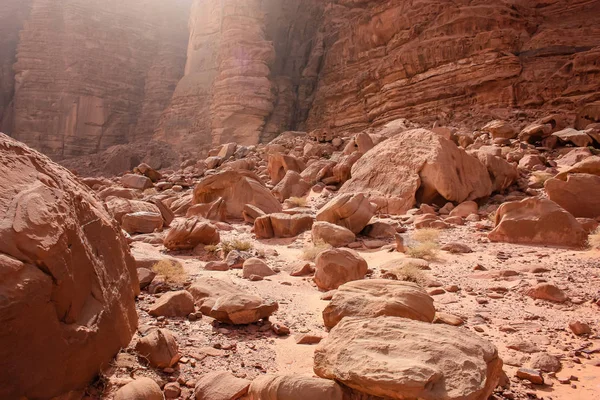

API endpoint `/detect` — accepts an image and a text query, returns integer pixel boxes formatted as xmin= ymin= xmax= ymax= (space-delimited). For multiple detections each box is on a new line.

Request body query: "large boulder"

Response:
xmin=311 ymin=221 xmax=356 ymax=247
xmin=134 ymin=328 xmax=181 ymax=368
xmin=314 ymin=317 xmax=503 ymax=400
xmin=194 ymin=371 xmax=250 ymax=400
xmin=472 ymin=150 xmax=518 ymax=192
xmin=271 ymin=170 xmax=311 ymax=202
xmin=267 ymin=153 xmax=306 ymax=184
xmin=0 ymin=133 xmax=138 ymax=399
xmin=148 ymin=290 xmax=195 ymax=317
xmin=322 ymin=280 xmax=435 ymax=329
xmin=188 ymin=277 xmax=243 ymax=314
xmin=489 ymin=198 xmax=586 ymax=248
xmin=164 ymin=217 xmax=220 ymax=250
xmin=121 ymin=211 xmax=164 ymax=234
xmin=254 ymin=213 xmax=314 ymax=238
xmin=209 ymin=294 xmax=278 ymax=325
xmin=545 ymin=173 xmax=600 ymax=218
xmin=314 ymin=248 xmax=368 ymax=291
xmin=339 ymin=128 xmax=492 ymax=214
xmin=248 ymin=375 xmax=343 ymax=400
xmin=482 ymin=120 xmax=517 ymax=139
xmin=193 ymin=170 xmax=281 ymax=219
xmin=106 ymin=197 xmax=162 ymax=224
xmin=316 ymin=193 xmax=376 ymax=234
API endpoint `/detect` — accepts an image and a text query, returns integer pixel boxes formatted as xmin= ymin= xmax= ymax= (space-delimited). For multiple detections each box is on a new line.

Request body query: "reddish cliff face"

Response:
xmin=306 ymin=0 xmax=600 ymax=132
xmin=4 ymin=0 xmax=190 ymax=159
xmin=1 ymin=0 xmax=599 ymax=160
xmin=154 ymin=0 xmax=323 ymax=156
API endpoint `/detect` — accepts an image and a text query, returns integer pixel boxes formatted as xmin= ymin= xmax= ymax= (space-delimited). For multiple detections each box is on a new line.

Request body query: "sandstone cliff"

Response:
xmin=1 ymin=0 xmax=599 ymax=161
xmin=4 ymin=0 xmax=190 ymax=159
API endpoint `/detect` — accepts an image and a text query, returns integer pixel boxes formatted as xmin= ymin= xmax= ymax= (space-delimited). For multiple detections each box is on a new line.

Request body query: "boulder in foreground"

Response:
xmin=314 ymin=317 xmax=503 ymax=400
xmin=248 ymin=374 xmax=343 ymax=400
xmin=0 ymin=133 xmax=138 ymax=399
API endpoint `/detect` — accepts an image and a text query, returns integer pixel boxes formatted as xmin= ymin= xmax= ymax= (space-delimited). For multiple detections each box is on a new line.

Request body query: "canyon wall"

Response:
xmin=306 ymin=0 xmax=600 ymax=132
xmin=153 ymin=0 xmax=323 ymax=157
xmin=1 ymin=0 xmax=599 ymax=161
xmin=3 ymin=0 xmax=190 ymax=159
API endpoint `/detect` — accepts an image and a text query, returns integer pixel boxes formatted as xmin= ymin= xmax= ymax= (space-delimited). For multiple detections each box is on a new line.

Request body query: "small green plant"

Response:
xmin=588 ymin=227 xmax=600 ymax=250
xmin=411 ymin=228 xmax=440 ymax=243
xmin=301 ymin=240 xmax=331 ymax=261
xmin=221 ymin=239 xmax=253 ymax=255
xmin=288 ymin=196 xmax=308 ymax=207
xmin=152 ymin=259 xmax=186 ymax=283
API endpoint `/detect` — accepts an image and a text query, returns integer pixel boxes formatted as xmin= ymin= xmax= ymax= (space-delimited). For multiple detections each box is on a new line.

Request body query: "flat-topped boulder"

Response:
xmin=314 ymin=317 xmax=503 ymax=400
xmin=322 ymin=279 xmax=435 ymax=329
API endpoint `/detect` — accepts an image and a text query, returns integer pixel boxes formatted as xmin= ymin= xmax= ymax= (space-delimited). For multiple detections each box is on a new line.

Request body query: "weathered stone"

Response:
xmin=314 ymin=317 xmax=503 ymax=400
xmin=164 ymin=217 xmax=220 ymax=250
xmin=248 ymin=375 xmax=343 ymax=400
xmin=314 ymin=248 xmax=368 ymax=291
xmin=322 ymin=280 xmax=435 ymax=329
xmin=135 ymin=328 xmax=180 ymax=368
xmin=311 ymin=221 xmax=355 ymax=248
xmin=316 ymin=193 xmax=376 ymax=234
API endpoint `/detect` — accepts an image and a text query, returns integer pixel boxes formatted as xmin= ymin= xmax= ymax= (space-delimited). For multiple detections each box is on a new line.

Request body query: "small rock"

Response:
xmin=516 ymin=368 xmax=544 ymax=385
xmin=295 ymin=334 xmax=324 ymax=345
xmin=569 ymin=320 xmax=591 ymax=336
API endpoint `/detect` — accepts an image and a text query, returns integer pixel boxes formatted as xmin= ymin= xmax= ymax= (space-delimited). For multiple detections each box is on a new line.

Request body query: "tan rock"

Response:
xmin=449 ymin=201 xmax=478 ymax=218
xmin=473 ymin=151 xmax=518 ymax=192
xmin=267 ymin=153 xmax=306 ymax=185
xmin=569 ymin=320 xmax=592 ymax=335
xmin=187 ymin=198 xmax=227 ymax=222
xmin=149 ymin=290 xmax=195 ymax=317
xmin=311 ymin=221 xmax=355 ymax=247
xmin=272 ymin=170 xmax=311 ymax=202
xmin=121 ymin=173 xmax=153 ymax=190
xmin=316 ymin=193 xmax=376 ymax=234
xmin=340 ymin=129 xmax=492 ymax=214
xmin=314 ymin=317 xmax=503 ymax=400
xmin=135 ymin=329 xmax=180 ymax=368
xmin=193 ymin=170 xmax=281 ymax=219
xmin=242 ymin=258 xmax=275 ymax=279
xmin=488 ymin=198 xmax=586 ymax=248
xmin=188 ymin=277 xmax=243 ymax=314
xmin=545 ymin=173 xmax=600 ymax=218
xmin=322 ymin=280 xmax=435 ymax=329
xmin=552 ymin=128 xmax=593 ymax=147
xmin=248 ymin=375 xmax=343 ymax=400
xmin=314 ymin=248 xmax=368 ymax=291
xmin=122 ymin=212 xmax=164 ymax=234
xmin=106 ymin=197 xmax=162 ymax=224
xmin=209 ymin=294 xmax=278 ymax=325
xmin=114 ymin=378 xmax=163 ymax=400
xmin=0 ymin=134 xmax=138 ymax=399
xmin=164 ymin=217 xmax=220 ymax=250
xmin=194 ymin=371 xmax=250 ymax=400
xmin=254 ymin=213 xmax=313 ymax=238
xmin=483 ymin=120 xmax=516 ymax=139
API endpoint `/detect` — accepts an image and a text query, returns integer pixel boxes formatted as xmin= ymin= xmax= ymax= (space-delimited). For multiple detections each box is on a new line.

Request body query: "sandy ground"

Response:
xmin=99 ymin=218 xmax=600 ymax=400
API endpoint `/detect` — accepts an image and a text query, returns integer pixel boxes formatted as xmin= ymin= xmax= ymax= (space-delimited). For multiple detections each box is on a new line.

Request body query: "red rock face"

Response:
xmin=4 ymin=0 xmax=191 ymax=159
xmin=306 ymin=0 xmax=600 ymax=132
xmin=0 ymin=133 xmax=139 ymax=398
xmin=1 ymin=0 xmax=599 ymax=158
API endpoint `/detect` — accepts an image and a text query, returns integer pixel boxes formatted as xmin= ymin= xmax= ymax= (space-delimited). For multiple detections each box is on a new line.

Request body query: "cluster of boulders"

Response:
xmin=2 ymin=107 xmax=599 ymax=399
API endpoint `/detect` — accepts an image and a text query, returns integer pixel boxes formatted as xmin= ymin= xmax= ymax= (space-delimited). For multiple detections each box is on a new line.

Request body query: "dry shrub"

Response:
xmin=411 ymin=228 xmax=440 ymax=243
xmin=152 ymin=259 xmax=186 ymax=284
xmin=530 ymin=171 xmax=554 ymax=185
xmin=301 ymin=240 xmax=331 ymax=261
xmin=221 ymin=239 xmax=253 ymax=255
xmin=288 ymin=197 xmax=308 ymax=207
xmin=405 ymin=241 xmax=439 ymax=260
xmin=391 ymin=264 xmax=427 ymax=286
xmin=204 ymin=244 xmax=219 ymax=253
xmin=589 ymin=227 xmax=600 ymax=250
